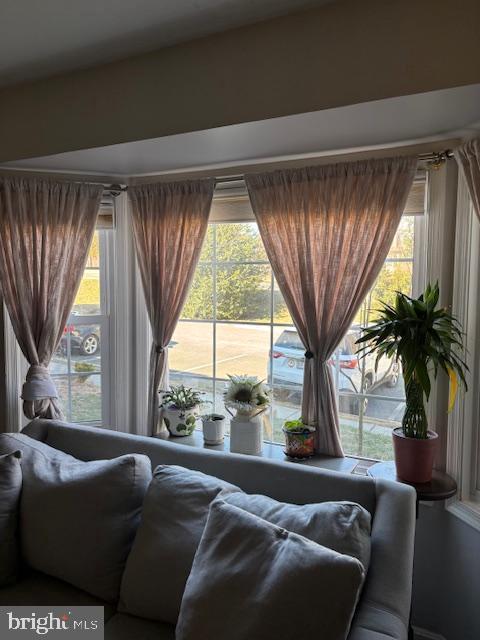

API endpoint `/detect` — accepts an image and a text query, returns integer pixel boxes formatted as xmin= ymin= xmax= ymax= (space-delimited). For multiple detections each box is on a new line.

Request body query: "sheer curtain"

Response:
xmin=455 ymin=138 xmax=480 ymax=220
xmin=0 ymin=177 xmax=102 ymax=420
xmin=129 ymin=179 xmax=214 ymax=436
xmin=246 ymin=157 xmax=417 ymax=456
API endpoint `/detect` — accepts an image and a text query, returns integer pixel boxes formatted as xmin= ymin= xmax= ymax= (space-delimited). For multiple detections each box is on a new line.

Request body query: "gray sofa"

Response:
xmin=0 ymin=420 xmax=416 ymax=639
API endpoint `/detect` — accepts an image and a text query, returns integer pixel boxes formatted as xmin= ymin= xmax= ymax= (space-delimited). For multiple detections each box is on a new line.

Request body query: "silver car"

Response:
xmin=269 ymin=326 xmax=400 ymax=414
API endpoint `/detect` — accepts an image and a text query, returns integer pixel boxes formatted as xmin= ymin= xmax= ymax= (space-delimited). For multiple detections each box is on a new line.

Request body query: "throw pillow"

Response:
xmin=176 ymin=500 xmax=364 ymax=640
xmin=0 ymin=432 xmax=152 ymax=603
xmin=223 ymin=491 xmax=371 ymax=570
xmin=119 ymin=464 xmax=241 ymax=623
xmin=0 ymin=450 xmax=22 ymax=587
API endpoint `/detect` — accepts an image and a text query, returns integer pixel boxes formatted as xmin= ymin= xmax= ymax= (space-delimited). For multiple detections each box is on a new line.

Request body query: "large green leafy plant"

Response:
xmin=356 ymin=283 xmax=467 ymax=439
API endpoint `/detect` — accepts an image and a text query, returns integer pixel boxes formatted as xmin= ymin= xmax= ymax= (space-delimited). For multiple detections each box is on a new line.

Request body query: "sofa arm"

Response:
xmin=350 ymin=478 xmax=416 ymax=639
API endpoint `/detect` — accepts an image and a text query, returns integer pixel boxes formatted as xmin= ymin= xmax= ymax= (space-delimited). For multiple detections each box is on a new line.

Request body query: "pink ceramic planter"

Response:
xmin=392 ymin=427 xmax=438 ymax=483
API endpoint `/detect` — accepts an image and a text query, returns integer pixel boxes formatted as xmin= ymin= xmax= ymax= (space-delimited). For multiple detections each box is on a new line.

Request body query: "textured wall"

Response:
xmin=0 ymin=0 xmax=479 ymax=162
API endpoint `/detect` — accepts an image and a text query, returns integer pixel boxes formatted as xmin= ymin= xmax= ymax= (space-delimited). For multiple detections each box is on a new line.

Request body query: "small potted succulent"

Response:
xmin=201 ymin=413 xmax=226 ymax=445
xmin=357 ymin=283 xmax=467 ymax=483
xmin=283 ymin=418 xmax=316 ymax=459
xmin=159 ymin=385 xmax=203 ymax=437
xmin=224 ymin=374 xmax=271 ymax=455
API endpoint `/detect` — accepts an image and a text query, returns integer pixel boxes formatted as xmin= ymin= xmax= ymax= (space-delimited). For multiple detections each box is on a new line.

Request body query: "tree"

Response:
xmin=182 ymin=224 xmax=272 ymax=321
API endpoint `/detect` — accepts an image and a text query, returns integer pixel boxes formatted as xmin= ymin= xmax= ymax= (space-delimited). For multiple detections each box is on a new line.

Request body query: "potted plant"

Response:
xmin=283 ymin=418 xmax=316 ymax=459
xmin=224 ymin=375 xmax=271 ymax=455
xmin=201 ymin=413 xmax=226 ymax=445
xmin=356 ymin=283 xmax=467 ymax=483
xmin=159 ymin=385 xmax=203 ymax=437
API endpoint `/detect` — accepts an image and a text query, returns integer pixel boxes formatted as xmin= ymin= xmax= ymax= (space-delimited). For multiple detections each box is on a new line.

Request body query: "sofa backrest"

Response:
xmin=22 ymin=420 xmax=377 ymax=516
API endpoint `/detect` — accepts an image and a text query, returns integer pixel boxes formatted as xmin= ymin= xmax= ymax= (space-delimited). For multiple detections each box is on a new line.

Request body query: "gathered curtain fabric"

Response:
xmin=246 ymin=157 xmax=417 ymax=456
xmin=129 ymin=179 xmax=215 ymax=436
xmin=454 ymin=138 xmax=480 ymax=220
xmin=0 ymin=177 xmax=102 ymax=420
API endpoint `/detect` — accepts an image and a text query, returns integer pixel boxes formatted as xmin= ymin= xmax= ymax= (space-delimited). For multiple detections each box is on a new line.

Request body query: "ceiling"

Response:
xmin=0 ymin=0 xmax=331 ymax=87
xmin=3 ymin=85 xmax=479 ymax=178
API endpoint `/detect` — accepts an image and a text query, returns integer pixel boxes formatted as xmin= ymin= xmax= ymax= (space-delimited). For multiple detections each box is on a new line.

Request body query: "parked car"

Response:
xmin=269 ymin=326 xmax=400 ymax=414
xmin=61 ymin=324 xmax=100 ymax=356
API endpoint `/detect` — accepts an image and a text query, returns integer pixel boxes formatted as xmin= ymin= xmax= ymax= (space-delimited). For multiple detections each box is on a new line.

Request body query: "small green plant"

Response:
xmin=356 ymin=283 xmax=468 ymax=439
xmin=74 ymin=361 xmax=96 ymax=384
xmin=283 ymin=418 xmax=314 ymax=433
xmin=160 ymin=385 xmax=203 ymax=410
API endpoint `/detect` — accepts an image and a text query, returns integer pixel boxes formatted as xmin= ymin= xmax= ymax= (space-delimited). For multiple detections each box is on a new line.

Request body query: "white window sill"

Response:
xmin=446 ymin=497 xmax=480 ymax=533
xmin=156 ymin=428 xmax=374 ymax=476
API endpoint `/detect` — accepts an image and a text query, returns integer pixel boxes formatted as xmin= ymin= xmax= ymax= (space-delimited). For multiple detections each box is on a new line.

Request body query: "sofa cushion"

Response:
xmin=119 ymin=464 xmax=241 ymax=624
xmin=105 ymin=614 xmax=174 ymax=640
xmin=0 ymin=433 xmax=152 ymax=603
xmin=223 ymin=491 xmax=371 ymax=570
xmin=0 ymin=450 xmax=22 ymax=587
xmin=0 ymin=570 xmax=116 ymax=621
xmin=176 ymin=500 xmax=364 ymax=640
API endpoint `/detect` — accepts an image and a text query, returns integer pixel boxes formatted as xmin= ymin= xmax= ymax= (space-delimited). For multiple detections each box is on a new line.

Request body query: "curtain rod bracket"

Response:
xmin=423 ymin=149 xmax=454 ymax=171
xmin=104 ymin=184 xmax=128 ymax=197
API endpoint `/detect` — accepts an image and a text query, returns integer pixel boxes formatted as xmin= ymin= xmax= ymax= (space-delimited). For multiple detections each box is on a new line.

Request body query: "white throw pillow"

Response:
xmin=0 ymin=433 xmax=152 ymax=603
xmin=0 ymin=450 xmax=22 ymax=587
xmin=223 ymin=491 xmax=371 ymax=570
xmin=119 ymin=464 xmax=241 ymax=623
xmin=176 ymin=500 xmax=364 ymax=640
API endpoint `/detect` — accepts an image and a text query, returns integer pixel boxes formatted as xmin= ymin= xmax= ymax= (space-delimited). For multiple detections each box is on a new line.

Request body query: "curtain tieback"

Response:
xmin=155 ymin=345 xmax=165 ymax=354
xmin=304 ymin=350 xmax=314 ymax=359
xmin=21 ymin=365 xmax=59 ymax=402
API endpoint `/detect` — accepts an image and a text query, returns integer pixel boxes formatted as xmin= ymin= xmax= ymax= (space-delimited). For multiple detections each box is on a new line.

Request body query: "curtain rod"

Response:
xmin=6 ymin=149 xmax=454 ymax=197
xmin=212 ymin=150 xmax=455 ymax=186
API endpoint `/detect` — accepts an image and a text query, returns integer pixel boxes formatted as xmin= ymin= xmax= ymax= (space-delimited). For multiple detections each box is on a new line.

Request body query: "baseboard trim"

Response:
xmin=413 ymin=625 xmax=447 ymax=640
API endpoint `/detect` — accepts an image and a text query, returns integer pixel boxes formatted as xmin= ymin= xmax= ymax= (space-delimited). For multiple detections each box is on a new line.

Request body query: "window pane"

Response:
xmin=170 ymin=321 xmax=214 ymax=379
xmin=216 ymin=323 xmax=269 ymax=380
xmin=169 ymin=372 xmax=214 ymax=415
xmin=270 ymin=327 xmax=303 ymax=444
xmin=70 ymin=374 xmax=102 ymax=423
xmin=72 ymin=232 xmax=101 ymax=315
xmin=337 ymin=213 xmax=417 ymax=460
xmin=52 ymin=375 xmax=70 ymax=418
xmin=216 ymin=264 xmax=270 ymax=322
xmin=273 ymin=278 xmax=292 ymax=324
xmin=181 ymin=266 xmax=213 ymax=320
xmin=198 ymin=226 xmax=214 ymax=263
xmin=387 ymin=216 xmax=415 ymax=258
xmin=216 ymin=222 xmax=268 ymax=262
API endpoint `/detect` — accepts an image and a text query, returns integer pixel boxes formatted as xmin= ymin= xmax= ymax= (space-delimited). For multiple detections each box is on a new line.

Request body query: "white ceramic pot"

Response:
xmin=230 ymin=413 xmax=263 ymax=455
xmin=161 ymin=405 xmax=199 ymax=437
xmin=202 ymin=414 xmax=226 ymax=445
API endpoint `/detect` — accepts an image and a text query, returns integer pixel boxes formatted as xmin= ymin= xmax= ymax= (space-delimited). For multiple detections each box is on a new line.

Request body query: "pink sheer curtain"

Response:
xmin=246 ymin=157 xmax=417 ymax=456
xmin=129 ymin=179 xmax=214 ymax=436
xmin=0 ymin=177 xmax=102 ymax=420
xmin=455 ymin=138 xmax=480 ymax=220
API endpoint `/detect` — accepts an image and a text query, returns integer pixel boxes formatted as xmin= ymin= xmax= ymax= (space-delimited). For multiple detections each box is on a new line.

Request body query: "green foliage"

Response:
xmin=74 ymin=361 xmax=96 ymax=374
xmin=283 ymin=418 xmax=314 ymax=433
xmin=181 ymin=223 xmax=289 ymax=322
xmin=160 ymin=385 xmax=203 ymax=410
xmin=356 ymin=283 xmax=468 ymax=439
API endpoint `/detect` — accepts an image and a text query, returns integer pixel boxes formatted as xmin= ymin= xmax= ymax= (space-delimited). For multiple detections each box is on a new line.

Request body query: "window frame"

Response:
xmin=446 ymin=172 xmax=480 ymax=530
xmin=49 ymin=230 xmax=113 ymax=426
